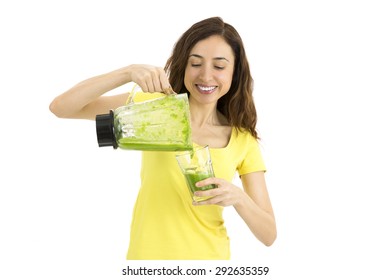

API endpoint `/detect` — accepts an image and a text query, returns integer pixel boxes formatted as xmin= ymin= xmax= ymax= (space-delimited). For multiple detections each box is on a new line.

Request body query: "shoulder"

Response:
xmin=227 ymin=128 xmax=261 ymax=158
xmin=232 ymin=128 xmax=259 ymax=145
xmin=232 ymin=128 xmax=266 ymax=174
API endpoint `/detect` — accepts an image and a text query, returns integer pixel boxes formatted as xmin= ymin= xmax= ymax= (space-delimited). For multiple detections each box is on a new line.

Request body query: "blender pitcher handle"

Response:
xmin=125 ymin=83 xmax=141 ymax=105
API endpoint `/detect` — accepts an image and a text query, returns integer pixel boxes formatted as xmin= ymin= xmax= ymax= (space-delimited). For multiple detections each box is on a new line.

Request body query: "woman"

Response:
xmin=50 ymin=17 xmax=276 ymax=260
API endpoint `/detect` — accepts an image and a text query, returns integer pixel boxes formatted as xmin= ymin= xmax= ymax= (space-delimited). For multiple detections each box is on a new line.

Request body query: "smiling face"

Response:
xmin=184 ymin=35 xmax=235 ymax=106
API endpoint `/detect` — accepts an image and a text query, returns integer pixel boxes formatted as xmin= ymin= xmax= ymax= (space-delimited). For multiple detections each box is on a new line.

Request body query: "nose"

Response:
xmin=198 ymin=65 xmax=213 ymax=82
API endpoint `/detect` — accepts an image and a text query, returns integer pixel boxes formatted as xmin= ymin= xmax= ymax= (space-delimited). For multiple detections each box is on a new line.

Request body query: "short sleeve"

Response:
xmin=237 ymin=132 xmax=266 ymax=175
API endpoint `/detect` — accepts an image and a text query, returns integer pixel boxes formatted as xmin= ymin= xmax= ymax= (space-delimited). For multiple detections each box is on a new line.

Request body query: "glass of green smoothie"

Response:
xmin=175 ymin=145 xmax=217 ymax=202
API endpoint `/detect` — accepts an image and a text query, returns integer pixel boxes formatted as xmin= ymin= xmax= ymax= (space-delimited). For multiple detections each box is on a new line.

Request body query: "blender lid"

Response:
xmin=95 ymin=110 xmax=118 ymax=149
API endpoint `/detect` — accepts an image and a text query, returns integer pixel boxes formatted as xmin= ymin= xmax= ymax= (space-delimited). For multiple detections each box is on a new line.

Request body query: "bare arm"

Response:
xmin=194 ymin=171 xmax=277 ymax=246
xmin=49 ymin=64 xmax=172 ymax=120
xmin=235 ymin=172 xmax=277 ymax=246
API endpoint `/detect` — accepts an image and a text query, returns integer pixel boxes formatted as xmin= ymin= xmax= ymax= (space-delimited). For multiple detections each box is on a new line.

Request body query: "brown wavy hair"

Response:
xmin=164 ymin=17 xmax=259 ymax=139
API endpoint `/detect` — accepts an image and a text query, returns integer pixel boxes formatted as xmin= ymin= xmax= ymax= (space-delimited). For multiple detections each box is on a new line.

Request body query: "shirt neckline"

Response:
xmin=193 ymin=128 xmax=235 ymax=150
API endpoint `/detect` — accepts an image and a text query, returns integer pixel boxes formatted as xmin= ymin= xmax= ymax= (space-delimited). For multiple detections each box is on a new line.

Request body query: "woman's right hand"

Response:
xmin=128 ymin=64 xmax=173 ymax=94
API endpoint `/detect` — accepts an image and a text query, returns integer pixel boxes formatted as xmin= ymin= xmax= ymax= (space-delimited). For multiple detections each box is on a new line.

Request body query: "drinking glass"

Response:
xmin=176 ymin=146 xmax=217 ymax=202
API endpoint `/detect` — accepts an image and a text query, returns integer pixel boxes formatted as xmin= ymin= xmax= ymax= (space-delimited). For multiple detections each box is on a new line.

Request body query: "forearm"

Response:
xmin=234 ymin=193 xmax=277 ymax=246
xmin=50 ymin=66 xmax=132 ymax=118
xmin=193 ymin=173 xmax=277 ymax=246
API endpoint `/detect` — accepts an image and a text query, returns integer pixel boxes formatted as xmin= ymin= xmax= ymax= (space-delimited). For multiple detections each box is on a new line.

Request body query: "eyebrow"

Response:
xmin=189 ymin=54 xmax=230 ymax=62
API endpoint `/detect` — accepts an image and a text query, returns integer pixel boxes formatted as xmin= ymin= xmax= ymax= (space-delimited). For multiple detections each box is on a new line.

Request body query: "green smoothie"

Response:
xmin=183 ymin=170 xmax=217 ymax=202
xmin=114 ymin=94 xmax=192 ymax=151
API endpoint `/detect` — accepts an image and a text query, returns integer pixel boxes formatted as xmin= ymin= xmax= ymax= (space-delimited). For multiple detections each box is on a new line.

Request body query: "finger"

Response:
xmin=150 ymin=70 xmax=163 ymax=92
xmin=195 ymin=177 xmax=222 ymax=188
xmin=136 ymin=81 xmax=149 ymax=93
xmin=193 ymin=195 xmax=225 ymax=206
xmin=193 ymin=200 xmax=209 ymax=206
xmin=163 ymin=87 xmax=174 ymax=95
xmin=194 ymin=186 xmax=222 ymax=198
xmin=157 ymin=68 xmax=172 ymax=93
xmin=136 ymin=75 xmax=153 ymax=93
xmin=194 ymin=190 xmax=211 ymax=198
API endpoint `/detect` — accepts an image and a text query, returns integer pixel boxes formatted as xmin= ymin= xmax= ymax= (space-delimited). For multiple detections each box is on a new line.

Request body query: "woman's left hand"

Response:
xmin=193 ymin=177 xmax=244 ymax=207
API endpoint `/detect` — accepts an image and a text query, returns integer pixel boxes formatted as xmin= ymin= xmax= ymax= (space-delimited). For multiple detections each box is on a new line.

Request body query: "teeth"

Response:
xmin=198 ymin=86 xmax=215 ymax=91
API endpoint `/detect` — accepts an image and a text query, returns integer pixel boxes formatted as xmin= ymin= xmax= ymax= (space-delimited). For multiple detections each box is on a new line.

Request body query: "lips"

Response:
xmin=196 ymin=85 xmax=217 ymax=94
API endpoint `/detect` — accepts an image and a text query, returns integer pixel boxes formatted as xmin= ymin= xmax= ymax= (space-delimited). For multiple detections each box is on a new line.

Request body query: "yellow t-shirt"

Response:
xmin=126 ymin=128 xmax=266 ymax=260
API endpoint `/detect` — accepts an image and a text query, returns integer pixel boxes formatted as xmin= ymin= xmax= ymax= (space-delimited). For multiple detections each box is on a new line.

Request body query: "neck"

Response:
xmin=189 ymin=99 xmax=220 ymax=128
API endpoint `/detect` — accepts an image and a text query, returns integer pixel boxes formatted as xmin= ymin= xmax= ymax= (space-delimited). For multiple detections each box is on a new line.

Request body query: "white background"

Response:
xmin=1 ymin=0 xmax=389 ymax=279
